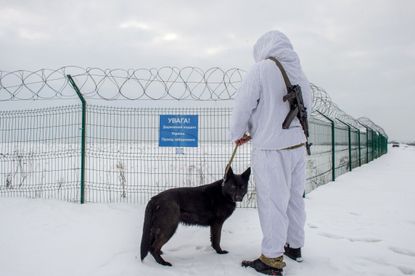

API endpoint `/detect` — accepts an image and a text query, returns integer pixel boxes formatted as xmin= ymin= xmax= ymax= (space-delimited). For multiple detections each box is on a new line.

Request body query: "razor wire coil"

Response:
xmin=0 ymin=66 xmax=386 ymax=137
xmin=1 ymin=66 xmax=243 ymax=101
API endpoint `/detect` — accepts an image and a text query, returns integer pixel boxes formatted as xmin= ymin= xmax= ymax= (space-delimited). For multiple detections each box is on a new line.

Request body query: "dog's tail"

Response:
xmin=140 ymin=199 xmax=155 ymax=261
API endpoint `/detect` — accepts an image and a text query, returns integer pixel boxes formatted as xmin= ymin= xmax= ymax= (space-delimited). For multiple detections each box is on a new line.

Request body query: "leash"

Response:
xmin=223 ymin=144 xmax=239 ymax=182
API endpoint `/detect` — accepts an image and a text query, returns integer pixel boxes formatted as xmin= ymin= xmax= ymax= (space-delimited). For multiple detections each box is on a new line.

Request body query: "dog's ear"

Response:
xmin=225 ymin=166 xmax=234 ymax=179
xmin=241 ymin=167 xmax=251 ymax=180
xmin=223 ymin=166 xmax=234 ymax=183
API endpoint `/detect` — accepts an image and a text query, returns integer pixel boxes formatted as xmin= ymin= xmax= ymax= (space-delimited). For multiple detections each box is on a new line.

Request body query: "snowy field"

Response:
xmin=1 ymin=145 xmax=414 ymax=276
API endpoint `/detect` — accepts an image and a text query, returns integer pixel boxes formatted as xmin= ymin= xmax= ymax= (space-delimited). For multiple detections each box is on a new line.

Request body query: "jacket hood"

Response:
xmin=253 ymin=30 xmax=299 ymax=63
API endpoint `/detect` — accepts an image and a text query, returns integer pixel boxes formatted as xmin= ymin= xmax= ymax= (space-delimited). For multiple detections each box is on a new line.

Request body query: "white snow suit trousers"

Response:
xmin=252 ymin=146 xmax=306 ymax=258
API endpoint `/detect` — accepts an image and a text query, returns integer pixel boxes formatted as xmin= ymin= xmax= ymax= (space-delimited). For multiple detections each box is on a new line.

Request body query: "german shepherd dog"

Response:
xmin=140 ymin=167 xmax=251 ymax=266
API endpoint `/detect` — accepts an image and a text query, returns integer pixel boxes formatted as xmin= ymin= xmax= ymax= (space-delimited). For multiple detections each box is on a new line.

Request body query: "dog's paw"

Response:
xmin=159 ymin=260 xmax=172 ymax=266
xmin=216 ymin=249 xmax=229 ymax=254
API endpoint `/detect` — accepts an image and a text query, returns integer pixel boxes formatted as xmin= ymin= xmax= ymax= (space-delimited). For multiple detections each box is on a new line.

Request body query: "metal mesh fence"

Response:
xmin=350 ymin=129 xmax=360 ymax=170
xmin=360 ymin=131 xmax=367 ymax=165
xmin=306 ymin=118 xmax=332 ymax=193
xmin=334 ymin=124 xmax=349 ymax=178
xmin=84 ymin=105 xmax=252 ymax=205
xmin=0 ymin=67 xmax=388 ymax=206
xmin=0 ymin=105 xmax=81 ymax=201
xmin=367 ymin=131 xmax=374 ymax=162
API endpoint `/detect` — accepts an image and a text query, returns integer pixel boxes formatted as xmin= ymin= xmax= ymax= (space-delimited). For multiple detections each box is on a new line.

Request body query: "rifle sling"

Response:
xmin=267 ymin=57 xmax=292 ymax=88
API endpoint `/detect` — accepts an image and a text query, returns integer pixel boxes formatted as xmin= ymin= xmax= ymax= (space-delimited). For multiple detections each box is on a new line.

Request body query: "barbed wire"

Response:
xmin=0 ymin=66 xmax=244 ymax=101
xmin=357 ymin=117 xmax=387 ymax=137
xmin=309 ymin=83 xmax=379 ymax=133
xmin=0 ymin=66 xmax=386 ymax=137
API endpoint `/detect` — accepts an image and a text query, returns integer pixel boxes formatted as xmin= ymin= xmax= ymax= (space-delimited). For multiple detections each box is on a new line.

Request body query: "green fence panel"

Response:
xmin=360 ymin=131 xmax=368 ymax=165
xmin=334 ymin=123 xmax=349 ymax=178
xmin=0 ymin=106 xmax=81 ymax=202
xmin=350 ymin=128 xmax=360 ymax=170
xmin=305 ymin=117 xmax=333 ymax=193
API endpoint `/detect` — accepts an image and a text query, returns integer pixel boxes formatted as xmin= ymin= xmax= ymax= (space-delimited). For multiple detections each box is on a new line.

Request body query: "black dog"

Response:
xmin=140 ymin=167 xmax=251 ymax=266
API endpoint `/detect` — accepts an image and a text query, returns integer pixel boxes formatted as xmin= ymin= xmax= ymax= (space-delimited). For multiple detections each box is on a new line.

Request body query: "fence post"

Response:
xmin=358 ymin=129 xmax=361 ymax=167
xmin=318 ymin=111 xmax=335 ymax=181
xmin=366 ymin=128 xmax=370 ymax=162
xmin=376 ymin=133 xmax=379 ymax=158
xmin=371 ymin=129 xmax=375 ymax=161
xmin=348 ymin=126 xmax=352 ymax=171
xmin=67 ymin=75 xmax=86 ymax=204
xmin=378 ymin=133 xmax=381 ymax=157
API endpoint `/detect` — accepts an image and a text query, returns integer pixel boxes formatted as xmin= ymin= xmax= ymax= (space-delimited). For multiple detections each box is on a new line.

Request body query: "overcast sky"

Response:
xmin=1 ymin=0 xmax=414 ymax=141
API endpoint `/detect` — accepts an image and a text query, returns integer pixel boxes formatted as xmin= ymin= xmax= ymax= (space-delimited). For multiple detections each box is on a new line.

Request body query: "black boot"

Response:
xmin=242 ymin=256 xmax=284 ymax=276
xmin=284 ymin=244 xmax=303 ymax=262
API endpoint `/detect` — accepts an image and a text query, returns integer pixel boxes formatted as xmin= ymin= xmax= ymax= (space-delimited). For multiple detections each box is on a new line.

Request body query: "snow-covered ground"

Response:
xmin=1 ymin=145 xmax=414 ymax=276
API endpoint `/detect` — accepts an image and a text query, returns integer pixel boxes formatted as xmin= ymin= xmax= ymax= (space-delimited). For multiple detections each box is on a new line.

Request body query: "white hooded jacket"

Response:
xmin=230 ymin=31 xmax=312 ymax=150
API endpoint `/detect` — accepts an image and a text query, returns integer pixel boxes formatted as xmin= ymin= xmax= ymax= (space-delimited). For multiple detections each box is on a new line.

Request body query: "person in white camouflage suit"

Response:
xmin=230 ymin=30 xmax=312 ymax=276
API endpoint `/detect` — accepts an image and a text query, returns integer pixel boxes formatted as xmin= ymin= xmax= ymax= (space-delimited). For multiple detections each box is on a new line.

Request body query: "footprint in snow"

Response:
xmin=389 ymin=246 xmax=415 ymax=257
xmin=168 ymin=245 xmax=189 ymax=252
xmin=307 ymin=223 xmax=319 ymax=229
xmin=318 ymin=232 xmax=382 ymax=243
xmin=348 ymin=237 xmax=382 ymax=243
xmin=318 ymin=232 xmax=344 ymax=240
xmin=363 ymin=258 xmax=415 ymax=275
xmin=397 ymin=266 xmax=415 ymax=275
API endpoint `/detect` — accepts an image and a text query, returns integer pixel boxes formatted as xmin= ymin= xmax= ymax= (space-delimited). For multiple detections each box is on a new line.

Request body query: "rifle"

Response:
xmin=268 ymin=57 xmax=312 ymax=155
